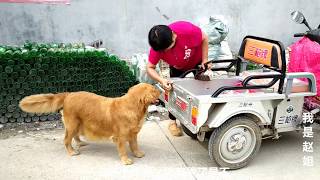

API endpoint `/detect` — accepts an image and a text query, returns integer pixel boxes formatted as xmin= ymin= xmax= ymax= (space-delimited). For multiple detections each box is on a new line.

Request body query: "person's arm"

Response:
xmin=146 ymin=62 xmax=172 ymax=91
xmin=201 ymin=31 xmax=211 ymax=69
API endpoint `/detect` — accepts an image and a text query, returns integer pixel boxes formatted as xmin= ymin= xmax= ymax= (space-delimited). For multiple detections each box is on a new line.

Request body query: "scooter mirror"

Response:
xmin=291 ymin=11 xmax=305 ymax=24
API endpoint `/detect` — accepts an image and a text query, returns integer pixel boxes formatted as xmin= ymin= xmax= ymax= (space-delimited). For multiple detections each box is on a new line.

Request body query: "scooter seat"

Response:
xmin=241 ymin=71 xmax=310 ymax=93
xmin=288 ymin=79 xmax=309 ymax=93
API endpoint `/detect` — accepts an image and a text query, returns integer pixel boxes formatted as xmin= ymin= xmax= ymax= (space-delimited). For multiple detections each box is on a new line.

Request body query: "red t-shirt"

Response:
xmin=148 ymin=21 xmax=203 ymax=71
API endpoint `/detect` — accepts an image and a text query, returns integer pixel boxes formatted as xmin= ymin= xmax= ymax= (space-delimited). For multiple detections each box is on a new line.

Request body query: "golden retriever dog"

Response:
xmin=19 ymin=83 xmax=160 ymax=165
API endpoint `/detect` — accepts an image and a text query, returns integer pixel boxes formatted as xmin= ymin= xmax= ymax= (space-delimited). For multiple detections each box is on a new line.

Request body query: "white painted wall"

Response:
xmin=0 ymin=0 xmax=319 ymax=57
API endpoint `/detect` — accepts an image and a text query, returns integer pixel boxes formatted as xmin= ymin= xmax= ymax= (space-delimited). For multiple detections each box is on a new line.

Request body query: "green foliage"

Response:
xmin=246 ymin=62 xmax=261 ymax=70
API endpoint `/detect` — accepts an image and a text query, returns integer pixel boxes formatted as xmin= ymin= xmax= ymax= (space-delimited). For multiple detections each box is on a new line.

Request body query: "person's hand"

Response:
xmin=160 ymin=79 xmax=173 ymax=91
xmin=201 ymin=61 xmax=213 ymax=70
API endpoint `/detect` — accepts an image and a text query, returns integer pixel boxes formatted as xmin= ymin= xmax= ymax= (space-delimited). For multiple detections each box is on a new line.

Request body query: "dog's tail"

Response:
xmin=19 ymin=93 xmax=69 ymax=114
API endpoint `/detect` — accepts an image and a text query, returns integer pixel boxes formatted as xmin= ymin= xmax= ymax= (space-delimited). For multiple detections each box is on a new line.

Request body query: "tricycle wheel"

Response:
xmin=208 ymin=116 xmax=262 ymax=169
xmin=181 ymin=124 xmax=197 ymax=139
xmin=315 ymin=114 xmax=320 ymax=124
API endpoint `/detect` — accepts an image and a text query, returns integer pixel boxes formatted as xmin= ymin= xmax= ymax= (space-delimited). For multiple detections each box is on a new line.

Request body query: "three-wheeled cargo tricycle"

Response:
xmin=156 ymin=35 xmax=318 ymax=169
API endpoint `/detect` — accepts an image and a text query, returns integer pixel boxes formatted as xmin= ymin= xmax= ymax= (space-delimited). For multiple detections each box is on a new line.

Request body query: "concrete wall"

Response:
xmin=0 ymin=0 xmax=319 ymax=58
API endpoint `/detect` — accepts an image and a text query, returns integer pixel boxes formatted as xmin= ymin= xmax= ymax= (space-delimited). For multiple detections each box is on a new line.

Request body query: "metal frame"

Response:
xmin=211 ymin=36 xmax=287 ymax=97
xmin=179 ymin=58 xmax=241 ymax=78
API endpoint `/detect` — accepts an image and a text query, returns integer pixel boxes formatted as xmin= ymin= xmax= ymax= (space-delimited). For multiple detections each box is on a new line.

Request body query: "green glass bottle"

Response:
xmin=0 ymin=117 xmax=8 ymax=124
xmin=24 ymin=117 xmax=32 ymax=123
xmin=17 ymin=117 xmax=24 ymax=123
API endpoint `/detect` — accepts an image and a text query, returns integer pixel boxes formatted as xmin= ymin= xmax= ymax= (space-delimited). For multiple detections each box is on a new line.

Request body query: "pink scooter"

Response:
xmin=289 ymin=11 xmax=320 ymax=122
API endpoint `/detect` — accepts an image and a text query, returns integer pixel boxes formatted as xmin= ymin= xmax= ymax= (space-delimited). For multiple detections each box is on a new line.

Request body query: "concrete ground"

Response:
xmin=0 ymin=118 xmax=319 ymax=180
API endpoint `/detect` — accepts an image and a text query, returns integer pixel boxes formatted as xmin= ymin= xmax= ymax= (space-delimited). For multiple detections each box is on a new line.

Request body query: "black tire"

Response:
xmin=315 ymin=114 xmax=320 ymax=124
xmin=208 ymin=116 xmax=262 ymax=169
xmin=181 ymin=124 xmax=197 ymax=139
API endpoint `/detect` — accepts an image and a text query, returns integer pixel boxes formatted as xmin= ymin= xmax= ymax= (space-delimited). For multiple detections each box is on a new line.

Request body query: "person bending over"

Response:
xmin=147 ymin=21 xmax=210 ymax=136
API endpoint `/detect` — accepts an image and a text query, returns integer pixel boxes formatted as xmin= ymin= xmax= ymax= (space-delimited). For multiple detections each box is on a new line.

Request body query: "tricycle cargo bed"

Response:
xmin=166 ymin=72 xmax=316 ymax=104
xmin=172 ymin=77 xmax=242 ymax=96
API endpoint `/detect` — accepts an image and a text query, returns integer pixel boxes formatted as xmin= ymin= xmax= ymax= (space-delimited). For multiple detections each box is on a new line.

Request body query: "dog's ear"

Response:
xmin=136 ymin=85 xmax=152 ymax=105
xmin=143 ymin=93 xmax=154 ymax=104
xmin=130 ymin=83 xmax=159 ymax=105
xmin=142 ymin=86 xmax=160 ymax=104
xmin=131 ymin=84 xmax=150 ymax=104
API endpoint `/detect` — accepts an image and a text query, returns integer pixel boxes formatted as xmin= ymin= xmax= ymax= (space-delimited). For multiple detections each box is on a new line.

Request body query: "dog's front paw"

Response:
xmin=134 ymin=151 xmax=145 ymax=158
xmin=68 ymin=150 xmax=80 ymax=156
xmin=76 ymin=141 xmax=89 ymax=148
xmin=121 ymin=158 xmax=133 ymax=165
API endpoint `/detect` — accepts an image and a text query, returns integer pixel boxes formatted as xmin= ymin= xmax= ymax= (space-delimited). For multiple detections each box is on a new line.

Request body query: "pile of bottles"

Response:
xmin=0 ymin=42 xmax=136 ymax=124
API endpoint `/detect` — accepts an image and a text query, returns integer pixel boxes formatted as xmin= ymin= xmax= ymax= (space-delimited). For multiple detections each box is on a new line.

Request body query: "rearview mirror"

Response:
xmin=291 ymin=11 xmax=312 ymax=30
xmin=291 ymin=11 xmax=305 ymax=24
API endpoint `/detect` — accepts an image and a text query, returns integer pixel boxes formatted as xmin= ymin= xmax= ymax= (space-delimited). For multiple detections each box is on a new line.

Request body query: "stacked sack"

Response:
xmin=199 ymin=16 xmax=233 ymax=68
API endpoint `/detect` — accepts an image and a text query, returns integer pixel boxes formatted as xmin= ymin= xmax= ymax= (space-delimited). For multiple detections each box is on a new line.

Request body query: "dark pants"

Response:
xmin=168 ymin=65 xmax=198 ymax=121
